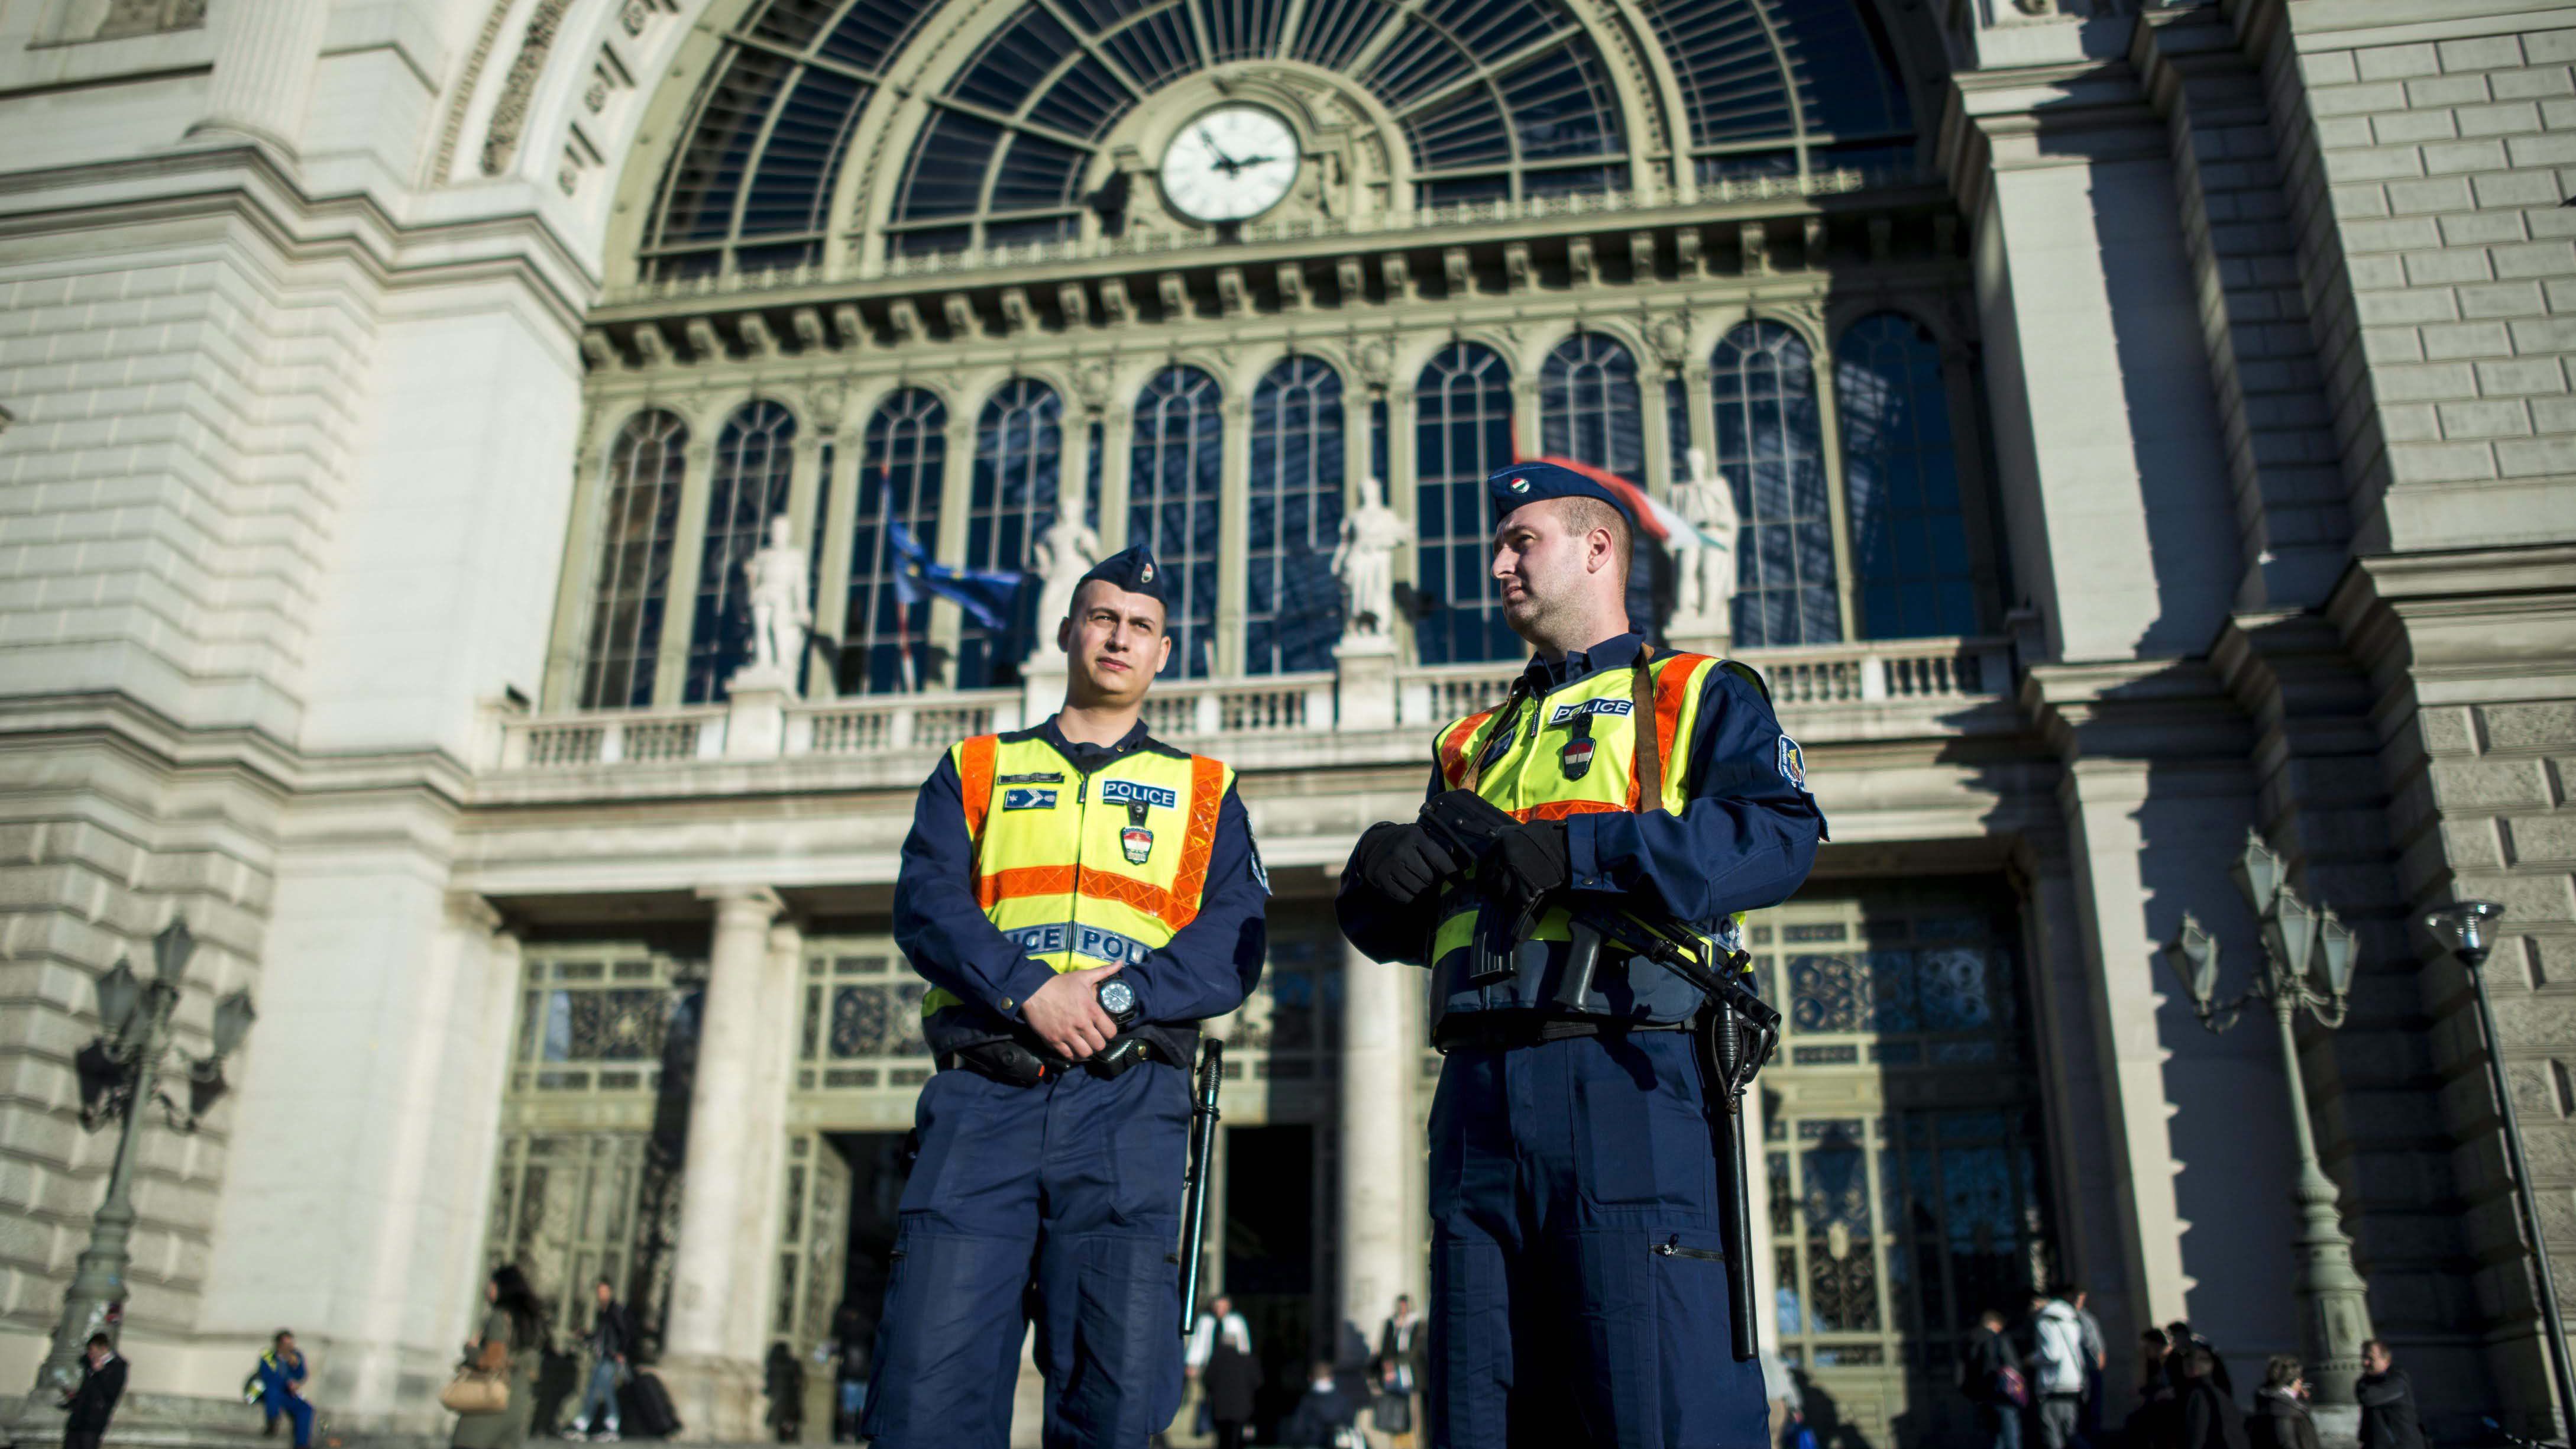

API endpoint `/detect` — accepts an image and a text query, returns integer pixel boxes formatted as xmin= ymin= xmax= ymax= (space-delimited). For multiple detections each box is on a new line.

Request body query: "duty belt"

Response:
xmin=937 ymin=1027 xmax=1198 ymax=1086
xmin=1432 ymin=1012 xmax=1688 ymax=1053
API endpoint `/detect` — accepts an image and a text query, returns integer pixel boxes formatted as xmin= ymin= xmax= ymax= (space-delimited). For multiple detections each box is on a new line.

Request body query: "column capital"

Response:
xmin=695 ymin=884 xmax=785 ymax=921
xmin=444 ymin=892 xmax=506 ymax=936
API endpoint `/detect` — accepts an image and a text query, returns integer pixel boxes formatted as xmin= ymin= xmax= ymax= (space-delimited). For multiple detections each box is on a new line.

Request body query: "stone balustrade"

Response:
xmin=485 ymin=638 xmax=2013 ymax=774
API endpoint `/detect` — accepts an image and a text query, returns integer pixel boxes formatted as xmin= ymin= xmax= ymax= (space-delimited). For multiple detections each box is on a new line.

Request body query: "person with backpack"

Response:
xmin=2031 ymin=1287 xmax=2090 ymax=1449
xmin=1965 ymin=1309 xmax=2026 ymax=1449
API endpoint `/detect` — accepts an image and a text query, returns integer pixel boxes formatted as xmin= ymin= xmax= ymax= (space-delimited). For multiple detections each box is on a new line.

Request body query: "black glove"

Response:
xmin=1348 ymin=821 xmax=1464 ymax=907
xmin=1483 ymin=819 xmax=1571 ymax=923
xmin=1419 ymin=788 xmax=1518 ymax=863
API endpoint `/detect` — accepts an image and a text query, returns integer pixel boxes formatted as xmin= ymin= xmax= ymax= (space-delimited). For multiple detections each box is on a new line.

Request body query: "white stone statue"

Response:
xmin=1028 ymin=476 xmax=1103 ymax=664
xmin=744 ymin=513 xmax=811 ymax=680
xmin=1669 ymin=446 xmax=1739 ymax=625
xmin=1331 ymin=474 xmax=1412 ymax=641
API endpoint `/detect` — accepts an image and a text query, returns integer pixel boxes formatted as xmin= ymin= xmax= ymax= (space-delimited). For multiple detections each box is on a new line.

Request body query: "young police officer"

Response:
xmin=1336 ymin=461 xmax=1825 ymax=1448
xmin=864 ymin=545 xmax=1267 ymax=1449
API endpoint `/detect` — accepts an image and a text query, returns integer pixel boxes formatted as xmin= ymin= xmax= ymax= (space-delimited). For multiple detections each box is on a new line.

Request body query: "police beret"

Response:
xmin=1077 ymin=544 xmax=1171 ymax=606
xmin=1488 ymin=458 xmax=1635 ymax=526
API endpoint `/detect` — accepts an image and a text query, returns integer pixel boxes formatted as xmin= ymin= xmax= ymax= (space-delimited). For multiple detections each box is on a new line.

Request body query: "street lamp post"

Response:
xmin=37 ymin=919 xmax=257 ymax=1391
xmin=2163 ymin=830 xmax=2372 ymax=1443
xmin=2425 ymin=900 xmax=2576 ymax=1438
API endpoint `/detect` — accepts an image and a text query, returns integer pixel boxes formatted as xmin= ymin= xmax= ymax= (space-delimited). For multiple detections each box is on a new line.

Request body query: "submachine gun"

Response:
xmin=1420 ymin=790 xmax=1783 ymax=1363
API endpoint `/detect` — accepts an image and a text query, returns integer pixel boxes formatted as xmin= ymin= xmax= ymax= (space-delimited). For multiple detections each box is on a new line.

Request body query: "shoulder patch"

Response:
xmin=1776 ymin=736 xmax=1807 ymax=790
xmin=1248 ymin=839 xmax=1271 ymax=896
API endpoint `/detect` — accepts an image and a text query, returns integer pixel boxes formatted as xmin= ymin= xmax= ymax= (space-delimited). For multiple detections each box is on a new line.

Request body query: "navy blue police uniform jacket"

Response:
xmin=1339 ymin=632 xmax=1826 ymax=970
xmin=894 ymin=716 xmax=1269 ymax=1045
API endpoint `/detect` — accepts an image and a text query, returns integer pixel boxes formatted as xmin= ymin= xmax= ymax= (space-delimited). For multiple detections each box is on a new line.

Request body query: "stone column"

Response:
xmin=662 ymin=885 xmax=785 ymax=1440
xmin=1338 ymin=939 xmax=1416 ymax=1353
xmin=189 ymin=0 xmax=330 ymax=155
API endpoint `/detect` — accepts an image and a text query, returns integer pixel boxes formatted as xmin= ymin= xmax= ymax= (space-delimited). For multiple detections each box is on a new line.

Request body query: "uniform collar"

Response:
xmin=1522 ymin=632 xmax=1645 ymax=694
xmin=1039 ymin=716 xmax=1150 ymax=773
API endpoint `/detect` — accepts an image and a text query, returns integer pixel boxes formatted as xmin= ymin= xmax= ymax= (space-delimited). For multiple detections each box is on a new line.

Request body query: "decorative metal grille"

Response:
xmin=580 ymin=412 xmax=688 ymax=709
xmin=795 ymin=947 xmax=933 ymax=1093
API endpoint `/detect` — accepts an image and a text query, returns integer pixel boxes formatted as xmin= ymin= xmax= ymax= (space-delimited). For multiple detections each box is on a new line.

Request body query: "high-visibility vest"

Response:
xmin=921 ymin=729 xmax=1232 ymax=1031
xmin=1425 ymin=650 xmax=1760 ymax=1031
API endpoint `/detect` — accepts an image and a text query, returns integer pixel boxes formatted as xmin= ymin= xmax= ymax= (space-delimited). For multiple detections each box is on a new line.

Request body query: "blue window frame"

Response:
xmin=1413 ymin=342 xmax=1519 ymax=665
xmin=1128 ymin=367 xmax=1224 ymax=678
xmin=844 ymin=389 xmax=947 ymax=694
xmin=579 ymin=410 xmax=690 ymax=709
xmin=685 ymin=400 xmax=798 ymax=703
xmin=1539 ymin=332 xmax=1655 ymax=638
xmin=1710 ymin=323 xmax=1839 ymax=647
xmin=958 ymin=379 xmax=1063 ymax=690
xmin=1838 ymin=313 xmax=1976 ymax=639
xmin=1247 ymin=357 xmax=1345 ymax=675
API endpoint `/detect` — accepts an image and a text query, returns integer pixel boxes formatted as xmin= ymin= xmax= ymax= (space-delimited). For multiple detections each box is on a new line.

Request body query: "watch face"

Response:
xmin=1099 ymin=979 xmax=1137 ymax=1016
xmin=1159 ymin=106 xmax=1300 ymax=224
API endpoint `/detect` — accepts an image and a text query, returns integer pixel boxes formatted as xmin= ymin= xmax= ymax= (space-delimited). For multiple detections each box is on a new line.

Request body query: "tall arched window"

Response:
xmin=579 ymin=410 xmax=689 ymax=709
xmin=1837 ymin=314 xmax=1976 ymax=639
xmin=1711 ymin=324 xmax=1839 ymax=648
xmin=1414 ymin=342 xmax=1518 ymax=665
xmin=844 ymin=389 xmax=947 ymax=694
xmin=957 ymin=379 xmax=1062 ymax=690
xmin=684 ymin=400 xmax=798 ymax=703
xmin=1247 ymin=358 xmax=1345 ymax=675
xmin=1130 ymin=367 xmax=1224 ymax=679
xmin=1540 ymin=333 xmax=1654 ymax=638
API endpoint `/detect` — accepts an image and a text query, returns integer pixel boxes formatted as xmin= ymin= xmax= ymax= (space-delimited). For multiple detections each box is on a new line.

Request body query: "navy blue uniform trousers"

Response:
xmin=861 ymin=1058 xmax=1189 ymax=1449
xmin=1429 ymin=1030 xmax=1766 ymax=1449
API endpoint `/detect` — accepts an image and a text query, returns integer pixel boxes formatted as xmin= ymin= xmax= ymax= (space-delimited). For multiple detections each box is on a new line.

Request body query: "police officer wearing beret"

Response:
xmin=864 ymin=546 xmax=1269 ymax=1449
xmin=1335 ymin=462 xmax=1826 ymax=1448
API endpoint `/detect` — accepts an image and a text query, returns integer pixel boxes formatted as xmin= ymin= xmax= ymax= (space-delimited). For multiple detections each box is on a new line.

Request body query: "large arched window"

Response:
xmin=1639 ymin=0 xmax=1916 ymax=183
xmin=843 ymin=389 xmax=948 ymax=694
xmin=1247 ymin=357 xmax=1345 ymax=675
xmin=958 ymin=380 xmax=1063 ymax=690
xmin=1130 ymin=367 xmax=1224 ymax=678
xmin=684 ymin=400 xmax=798 ymax=703
xmin=1711 ymin=323 xmax=1839 ymax=648
xmin=578 ymin=410 xmax=689 ymax=709
xmin=1413 ymin=342 xmax=1518 ymax=665
xmin=1837 ymin=314 xmax=1976 ymax=639
xmin=1539 ymin=333 xmax=1654 ymax=638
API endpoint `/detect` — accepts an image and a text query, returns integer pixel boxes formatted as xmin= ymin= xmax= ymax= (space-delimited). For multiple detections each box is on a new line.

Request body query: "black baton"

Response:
xmin=1699 ymin=1002 xmax=1761 ymax=1362
xmin=1177 ymin=1038 xmax=1224 ymax=1337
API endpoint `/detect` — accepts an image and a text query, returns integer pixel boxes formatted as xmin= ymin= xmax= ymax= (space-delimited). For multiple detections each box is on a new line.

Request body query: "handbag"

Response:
xmin=441 ymin=1338 xmax=512 ymax=1415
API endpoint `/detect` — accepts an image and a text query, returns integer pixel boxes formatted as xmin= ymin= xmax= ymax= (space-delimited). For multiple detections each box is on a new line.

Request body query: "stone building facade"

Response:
xmin=0 ymin=0 xmax=2569 ymax=1442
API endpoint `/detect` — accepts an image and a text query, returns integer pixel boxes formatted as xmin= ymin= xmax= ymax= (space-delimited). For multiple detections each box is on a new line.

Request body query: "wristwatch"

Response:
xmin=1098 ymin=978 xmax=1139 ymax=1027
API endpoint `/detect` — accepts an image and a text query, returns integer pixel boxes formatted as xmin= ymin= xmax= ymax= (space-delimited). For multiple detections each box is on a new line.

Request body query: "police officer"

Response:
xmin=864 ymin=546 xmax=1269 ymax=1449
xmin=1336 ymin=461 xmax=1825 ymax=1448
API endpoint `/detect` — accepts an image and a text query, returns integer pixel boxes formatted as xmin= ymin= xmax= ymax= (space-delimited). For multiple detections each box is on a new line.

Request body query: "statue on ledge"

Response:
xmin=743 ymin=513 xmax=811 ymax=685
xmin=1669 ymin=447 xmax=1739 ymax=628
xmin=1331 ymin=474 xmax=1411 ymax=646
xmin=1027 ymin=476 xmax=1103 ymax=665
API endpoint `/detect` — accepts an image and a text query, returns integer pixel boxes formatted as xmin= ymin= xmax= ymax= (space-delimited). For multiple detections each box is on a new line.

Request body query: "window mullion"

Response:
xmin=1814 ymin=334 xmax=1859 ymax=642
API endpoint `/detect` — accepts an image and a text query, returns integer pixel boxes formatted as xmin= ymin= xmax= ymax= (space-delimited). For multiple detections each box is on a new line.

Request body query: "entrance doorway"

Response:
xmin=1224 ymin=1123 xmax=1319 ymax=1433
xmin=775 ymin=1130 xmax=910 ymax=1441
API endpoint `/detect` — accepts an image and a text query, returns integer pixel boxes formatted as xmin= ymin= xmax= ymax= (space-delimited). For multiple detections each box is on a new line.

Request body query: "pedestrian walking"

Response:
xmin=859 ymin=548 xmax=1268 ymax=1449
xmin=454 ymin=1264 xmax=545 ymax=1449
xmin=255 ymin=1330 xmax=316 ymax=1448
xmin=1279 ymin=1361 xmax=1364 ymax=1448
xmin=2169 ymin=1322 xmax=2232 ymax=1398
xmin=2179 ymin=1349 xmax=2249 ymax=1449
xmin=2356 ymin=1341 xmax=2425 ymax=1449
xmin=568 ymin=1279 xmax=632 ymax=1440
xmin=2125 ymin=1329 xmax=2180 ymax=1449
xmin=1336 ymin=461 xmax=1823 ymax=1446
xmin=826 ymin=1302 xmax=866 ymax=1443
xmin=1965 ymin=1309 xmax=2027 ymax=1449
xmin=2071 ymin=1288 xmax=2107 ymax=1445
xmin=2031 ymin=1287 xmax=2090 ymax=1449
xmin=1372 ymin=1295 xmax=1422 ymax=1447
xmin=763 ymin=1342 xmax=803 ymax=1443
xmin=2249 ymin=1357 xmax=2321 ymax=1449
xmin=1186 ymin=1296 xmax=1258 ymax=1449
xmin=60 ymin=1333 xmax=125 ymax=1449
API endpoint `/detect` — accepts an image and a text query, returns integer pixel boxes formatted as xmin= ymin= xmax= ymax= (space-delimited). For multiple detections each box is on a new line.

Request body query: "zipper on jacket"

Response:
xmin=1652 ymin=1240 xmax=1725 ymax=1263
xmin=1068 ymin=748 xmax=1088 ymax=960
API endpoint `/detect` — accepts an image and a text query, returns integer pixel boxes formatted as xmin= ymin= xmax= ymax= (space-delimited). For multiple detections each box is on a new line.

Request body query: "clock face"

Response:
xmin=1159 ymin=106 xmax=1300 ymax=224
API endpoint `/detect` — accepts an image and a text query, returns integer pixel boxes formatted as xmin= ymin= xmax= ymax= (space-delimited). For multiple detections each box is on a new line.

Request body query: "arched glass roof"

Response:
xmin=644 ymin=0 xmax=1914 ymax=276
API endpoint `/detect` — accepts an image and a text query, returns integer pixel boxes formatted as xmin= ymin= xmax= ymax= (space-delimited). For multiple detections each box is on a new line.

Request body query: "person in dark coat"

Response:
xmin=1187 ymin=1297 xmax=1259 ymax=1449
xmin=61 ymin=1333 xmax=126 ymax=1449
xmin=2168 ymin=1322 xmax=2232 ymax=1398
xmin=1373 ymin=1295 xmax=1423 ymax=1445
xmin=2126 ymin=1328 xmax=2181 ymax=1449
xmin=1278 ymin=1362 xmax=1362 ymax=1447
xmin=2179 ymin=1348 xmax=2250 ymax=1449
xmin=763 ymin=1342 xmax=803 ymax=1443
xmin=1964 ymin=1310 xmax=2022 ymax=1449
xmin=2356 ymin=1341 xmax=2425 ymax=1449
xmin=2249 ymin=1356 xmax=2321 ymax=1449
